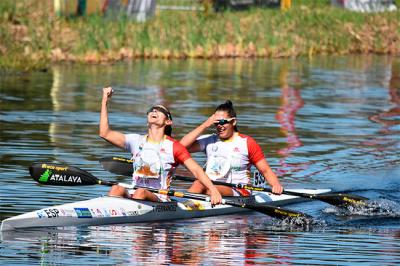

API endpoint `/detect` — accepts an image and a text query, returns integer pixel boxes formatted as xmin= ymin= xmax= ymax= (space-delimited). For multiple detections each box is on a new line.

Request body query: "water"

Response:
xmin=1 ymin=55 xmax=400 ymax=265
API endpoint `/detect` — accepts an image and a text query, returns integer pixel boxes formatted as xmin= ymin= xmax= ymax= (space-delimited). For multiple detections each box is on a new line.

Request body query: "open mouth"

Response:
xmin=148 ymin=111 xmax=159 ymax=119
xmin=217 ymin=126 xmax=226 ymax=134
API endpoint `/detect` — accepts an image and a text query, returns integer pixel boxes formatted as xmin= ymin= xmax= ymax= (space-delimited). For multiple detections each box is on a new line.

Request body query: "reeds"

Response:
xmin=0 ymin=0 xmax=399 ymax=71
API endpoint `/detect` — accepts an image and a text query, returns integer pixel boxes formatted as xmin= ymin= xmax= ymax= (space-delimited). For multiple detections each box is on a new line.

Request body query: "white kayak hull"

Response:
xmin=1 ymin=188 xmax=330 ymax=231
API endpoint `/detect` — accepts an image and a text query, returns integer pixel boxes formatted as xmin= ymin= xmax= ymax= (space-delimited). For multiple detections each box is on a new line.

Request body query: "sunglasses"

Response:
xmin=147 ymin=106 xmax=172 ymax=120
xmin=213 ymin=118 xmax=235 ymax=126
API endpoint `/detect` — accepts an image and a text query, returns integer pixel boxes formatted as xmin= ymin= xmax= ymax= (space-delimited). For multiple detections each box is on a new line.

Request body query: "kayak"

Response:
xmin=1 ymin=188 xmax=330 ymax=231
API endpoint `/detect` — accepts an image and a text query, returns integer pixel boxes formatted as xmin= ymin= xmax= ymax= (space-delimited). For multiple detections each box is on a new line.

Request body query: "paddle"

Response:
xmin=29 ymin=162 xmax=312 ymax=222
xmin=99 ymin=156 xmax=369 ymax=208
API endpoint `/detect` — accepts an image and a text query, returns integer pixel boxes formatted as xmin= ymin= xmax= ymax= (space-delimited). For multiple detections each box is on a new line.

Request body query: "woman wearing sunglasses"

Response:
xmin=99 ymin=87 xmax=222 ymax=205
xmin=180 ymin=100 xmax=283 ymax=196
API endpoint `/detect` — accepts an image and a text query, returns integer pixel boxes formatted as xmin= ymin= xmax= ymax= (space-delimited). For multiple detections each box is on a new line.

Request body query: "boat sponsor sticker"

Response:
xmin=182 ymin=200 xmax=205 ymax=211
xmin=90 ymin=208 xmax=104 ymax=217
xmin=84 ymin=208 xmax=132 ymax=218
xmin=59 ymin=208 xmax=76 ymax=217
xmin=231 ymin=195 xmax=256 ymax=206
xmin=74 ymin=208 xmax=92 ymax=218
xmin=37 ymin=208 xmax=79 ymax=218
xmin=44 ymin=208 xmax=60 ymax=218
xmin=106 ymin=208 xmax=128 ymax=216
xmin=37 ymin=208 xmax=60 ymax=218
xmin=36 ymin=210 xmax=47 ymax=218
xmin=126 ymin=211 xmax=140 ymax=216
xmin=153 ymin=202 xmax=177 ymax=212
xmin=103 ymin=209 xmax=111 ymax=217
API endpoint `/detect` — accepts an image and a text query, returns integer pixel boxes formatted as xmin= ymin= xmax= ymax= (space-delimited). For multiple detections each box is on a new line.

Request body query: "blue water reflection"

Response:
xmin=1 ymin=55 xmax=399 ymax=264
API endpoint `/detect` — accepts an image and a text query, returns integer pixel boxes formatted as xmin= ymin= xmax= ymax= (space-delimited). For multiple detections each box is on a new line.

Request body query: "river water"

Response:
xmin=1 ymin=55 xmax=399 ymax=265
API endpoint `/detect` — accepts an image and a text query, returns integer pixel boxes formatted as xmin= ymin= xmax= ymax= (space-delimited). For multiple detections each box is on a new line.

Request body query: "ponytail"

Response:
xmin=165 ymin=125 xmax=172 ymax=137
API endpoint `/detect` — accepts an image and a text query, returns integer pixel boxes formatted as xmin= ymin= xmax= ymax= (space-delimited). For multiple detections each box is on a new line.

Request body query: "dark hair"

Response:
xmin=159 ymin=105 xmax=172 ymax=137
xmin=215 ymin=100 xmax=238 ymax=132
xmin=165 ymin=125 xmax=172 ymax=137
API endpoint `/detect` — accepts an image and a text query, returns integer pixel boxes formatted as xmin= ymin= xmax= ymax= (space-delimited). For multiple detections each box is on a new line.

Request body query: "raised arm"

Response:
xmin=180 ymin=114 xmax=216 ymax=152
xmin=254 ymin=159 xmax=283 ymax=194
xmin=183 ymin=158 xmax=222 ymax=205
xmin=99 ymin=87 xmax=126 ymax=149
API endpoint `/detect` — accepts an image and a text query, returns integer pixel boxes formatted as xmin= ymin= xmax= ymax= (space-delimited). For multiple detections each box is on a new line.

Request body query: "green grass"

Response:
xmin=0 ymin=0 xmax=399 ymax=71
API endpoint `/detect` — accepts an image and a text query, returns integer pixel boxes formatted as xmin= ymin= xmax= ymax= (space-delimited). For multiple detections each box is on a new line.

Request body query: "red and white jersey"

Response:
xmin=124 ymin=134 xmax=191 ymax=190
xmin=197 ymin=132 xmax=265 ymax=185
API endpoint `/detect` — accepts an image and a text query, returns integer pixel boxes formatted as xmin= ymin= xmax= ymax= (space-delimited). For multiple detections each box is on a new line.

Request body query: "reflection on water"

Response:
xmin=2 ymin=217 xmax=400 ymax=265
xmin=369 ymin=60 xmax=400 ymax=131
xmin=1 ymin=55 xmax=400 ymax=264
xmin=367 ymin=59 xmax=400 ymax=164
xmin=275 ymin=64 xmax=309 ymax=178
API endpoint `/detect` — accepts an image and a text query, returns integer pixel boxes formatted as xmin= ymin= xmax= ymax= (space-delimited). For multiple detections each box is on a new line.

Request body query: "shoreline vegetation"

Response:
xmin=0 ymin=0 xmax=399 ymax=72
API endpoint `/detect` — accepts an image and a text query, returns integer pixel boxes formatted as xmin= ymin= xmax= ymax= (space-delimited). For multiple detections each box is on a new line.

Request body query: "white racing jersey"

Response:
xmin=125 ymin=134 xmax=191 ymax=190
xmin=197 ymin=132 xmax=265 ymax=185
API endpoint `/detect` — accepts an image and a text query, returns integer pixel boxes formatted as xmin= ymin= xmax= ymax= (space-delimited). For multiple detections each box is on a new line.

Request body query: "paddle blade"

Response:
xmin=316 ymin=193 xmax=369 ymax=207
xmin=29 ymin=163 xmax=99 ymax=186
xmin=99 ymin=156 xmax=133 ymax=176
xmin=255 ymin=204 xmax=312 ymax=221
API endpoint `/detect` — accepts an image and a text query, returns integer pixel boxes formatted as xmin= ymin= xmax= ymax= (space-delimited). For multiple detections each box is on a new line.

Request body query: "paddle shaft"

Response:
xmin=176 ymin=175 xmax=317 ymax=198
